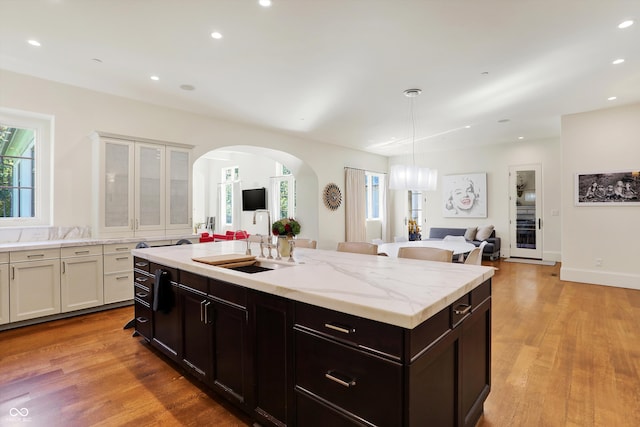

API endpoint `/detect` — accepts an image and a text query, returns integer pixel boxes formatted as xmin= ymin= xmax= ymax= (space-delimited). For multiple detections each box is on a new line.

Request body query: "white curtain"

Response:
xmin=381 ymin=174 xmax=391 ymax=243
xmin=232 ymin=181 xmax=242 ymax=230
xmin=217 ymin=181 xmax=242 ymax=232
xmin=345 ymin=168 xmax=366 ymax=242
xmin=270 ymin=177 xmax=279 ymax=220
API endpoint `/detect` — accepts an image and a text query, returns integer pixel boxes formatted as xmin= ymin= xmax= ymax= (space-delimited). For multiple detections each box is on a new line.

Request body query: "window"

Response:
xmin=221 ymin=166 xmax=239 ymax=226
xmin=409 ymin=190 xmax=423 ymax=223
xmin=365 ymin=172 xmax=383 ymax=220
xmin=0 ymin=109 xmax=52 ymax=227
xmin=271 ymin=163 xmax=295 ymax=220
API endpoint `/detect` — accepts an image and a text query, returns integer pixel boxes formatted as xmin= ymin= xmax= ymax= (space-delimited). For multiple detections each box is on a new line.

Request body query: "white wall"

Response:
xmin=0 ymin=70 xmax=388 ymax=249
xmin=389 ymin=137 xmax=562 ymax=260
xmin=561 ymin=103 xmax=640 ymax=290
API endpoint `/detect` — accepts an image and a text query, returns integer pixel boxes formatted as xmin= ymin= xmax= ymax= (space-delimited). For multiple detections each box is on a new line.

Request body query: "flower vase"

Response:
xmin=279 ymin=236 xmax=292 ymax=257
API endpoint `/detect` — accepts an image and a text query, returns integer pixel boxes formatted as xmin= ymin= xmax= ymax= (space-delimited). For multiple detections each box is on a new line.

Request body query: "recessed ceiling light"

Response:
xmin=465 ymin=125 xmax=471 ymax=129
xmin=612 ymin=58 xmax=625 ymax=65
xmin=259 ymin=0 xmax=272 ymax=7
xmin=211 ymin=31 xmax=223 ymax=39
xmin=150 ymin=75 xmax=160 ymax=81
xmin=180 ymin=84 xmax=196 ymax=91
xmin=518 ymin=136 xmax=524 ymax=140
xmin=618 ymin=20 xmax=634 ymax=29
xmin=608 ymin=96 xmax=617 ymax=101
xmin=27 ymin=39 xmax=41 ymax=47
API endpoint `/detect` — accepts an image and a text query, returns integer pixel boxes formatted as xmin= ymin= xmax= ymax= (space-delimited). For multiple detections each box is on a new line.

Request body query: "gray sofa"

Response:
xmin=427 ymin=227 xmax=501 ymax=260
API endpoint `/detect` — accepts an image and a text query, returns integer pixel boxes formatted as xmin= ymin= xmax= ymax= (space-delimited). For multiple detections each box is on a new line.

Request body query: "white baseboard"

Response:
xmin=560 ymin=267 xmax=640 ymax=290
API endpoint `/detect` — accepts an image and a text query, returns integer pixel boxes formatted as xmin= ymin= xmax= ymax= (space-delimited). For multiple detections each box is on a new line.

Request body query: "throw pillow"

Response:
xmin=464 ymin=227 xmax=477 ymax=241
xmin=476 ymin=225 xmax=494 ymax=241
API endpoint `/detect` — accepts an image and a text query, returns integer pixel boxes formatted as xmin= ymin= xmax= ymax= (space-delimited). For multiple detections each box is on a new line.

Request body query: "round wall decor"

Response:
xmin=323 ymin=183 xmax=342 ymax=210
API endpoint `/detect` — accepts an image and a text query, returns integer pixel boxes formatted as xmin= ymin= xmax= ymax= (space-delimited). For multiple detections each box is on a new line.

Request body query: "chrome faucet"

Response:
xmin=252 ymin=209 xmax=272 ymax=240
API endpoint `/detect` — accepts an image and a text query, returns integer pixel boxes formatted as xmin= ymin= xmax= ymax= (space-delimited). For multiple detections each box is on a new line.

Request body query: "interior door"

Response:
xmin=509 ymin=165 xmax=542 ymax=259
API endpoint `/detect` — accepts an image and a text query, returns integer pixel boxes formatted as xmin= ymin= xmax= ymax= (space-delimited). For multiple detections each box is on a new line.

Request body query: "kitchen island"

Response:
xmin=132 ymin=241 xmax=494 ymax=427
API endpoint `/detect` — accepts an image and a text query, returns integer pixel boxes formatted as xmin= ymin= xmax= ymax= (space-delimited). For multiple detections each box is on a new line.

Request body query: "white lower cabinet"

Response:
xmin=61 ymin=246 xmax=104 ymax=313
xmin=103 ymin=242 xmax=136 ymax=304
xmin=9 ymin=248 xmax=61 ymax=322
xmin=0 ymin=253 xmax=9 ymax=325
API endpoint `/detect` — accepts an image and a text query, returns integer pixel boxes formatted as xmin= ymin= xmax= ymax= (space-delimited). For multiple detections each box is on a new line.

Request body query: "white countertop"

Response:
xmin=0 ymin=235 xmax=197 ymax=253
xmin=132 ymin=241 xmax=494 ymax=329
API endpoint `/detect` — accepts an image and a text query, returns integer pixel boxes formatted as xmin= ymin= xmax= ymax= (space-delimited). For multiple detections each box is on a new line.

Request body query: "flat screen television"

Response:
xmin=242 ymin=187 xmax=267 ymax=211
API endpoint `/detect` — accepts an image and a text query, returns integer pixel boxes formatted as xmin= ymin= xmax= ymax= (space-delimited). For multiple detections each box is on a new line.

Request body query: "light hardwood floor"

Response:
xmin=1 ymin=261 xmax=639 ymax=426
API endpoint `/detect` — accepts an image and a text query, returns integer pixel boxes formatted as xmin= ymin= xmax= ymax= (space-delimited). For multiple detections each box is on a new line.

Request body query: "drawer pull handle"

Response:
xmin=325 ymin=371 xmax=356 ymax=388
xmin=116 ymin=275 xmax=129 ymax=280
xmin=135 ymin=262 xmax=148 ymax=267
xmin=27 ymin=254 xmax=45 ymax=258
xmin=116 ymin=256 xmax=129 ymax=261
xmin=116 ymin=247 xmax=129 ymax=252
xmin=324 ymin=322 xmax=355 ymax=334
xmin=135 ymin=277 xmax=148 ymax=283
xmin=136 ymin=316 xmax=149 ymax=323
xmin=136 ymin=292 xmax=148 ymax=298
xmin=74 ymin=250 xmax=90 ymax=255
xmin=454 ymin=304 xmax=472 ymax=316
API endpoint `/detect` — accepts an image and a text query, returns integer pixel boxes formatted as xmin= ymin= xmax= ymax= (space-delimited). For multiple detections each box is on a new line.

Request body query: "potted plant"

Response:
xmin=272 ymin=218 xmax=301 ymax=256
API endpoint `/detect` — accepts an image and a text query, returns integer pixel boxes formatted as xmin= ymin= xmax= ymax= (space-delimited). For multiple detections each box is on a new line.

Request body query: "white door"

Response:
xmin=166 ymin=147 xmax=192 ymax=233
xmin=135 ymin=142 xmax=166 ymax=235
xmin=10 ymin=259 xmax=61 ymax=322
xmin=509 ymin=165 xmax=542 ymax=259
xmin=101 ymin=138 xmax=135 ymax=235
xmin=0 ymin=262 xmax=8 ymax=325
xmin=61 ymin=254 xmax=104 ymax=313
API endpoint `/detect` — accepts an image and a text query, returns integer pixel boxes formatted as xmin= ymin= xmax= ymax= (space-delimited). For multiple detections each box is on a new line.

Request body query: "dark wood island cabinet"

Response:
xmin=131 ymin=244 xmax=492 ymax=427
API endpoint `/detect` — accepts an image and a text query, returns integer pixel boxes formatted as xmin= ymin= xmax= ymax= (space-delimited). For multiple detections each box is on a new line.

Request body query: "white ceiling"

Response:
xmin=1 ymin=0 xmax=639 ymax=156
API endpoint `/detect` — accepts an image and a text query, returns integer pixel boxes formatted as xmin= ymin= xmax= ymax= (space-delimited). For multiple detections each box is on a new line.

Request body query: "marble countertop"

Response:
xmin=132 ymin=241 xmax=494 ymax=329
xmin=0 ymin=235 xmax=198 ymax=253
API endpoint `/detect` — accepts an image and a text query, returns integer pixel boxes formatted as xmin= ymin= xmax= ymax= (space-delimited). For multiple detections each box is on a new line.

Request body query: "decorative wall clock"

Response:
xmin=323 ymin=183 xmax=342 ymax=210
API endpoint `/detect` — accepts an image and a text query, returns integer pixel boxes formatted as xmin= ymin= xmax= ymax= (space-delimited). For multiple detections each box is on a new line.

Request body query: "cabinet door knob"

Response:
xmin=325 ymin=370 xmax=356 ymax=388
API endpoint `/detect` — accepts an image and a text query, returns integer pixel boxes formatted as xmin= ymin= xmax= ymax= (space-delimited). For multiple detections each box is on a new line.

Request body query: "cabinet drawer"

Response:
xmin=0 ymin=252 xmax=9 ymax=263
xmin=180 ymin=270 xmax=208 ymax=294
xmin=134 ymin=270 xmax=153 ymax=292
xmin=210 ymin=278 xmax=246 ymax=307
xmin=61 ymin=245 xmax=103 ymax=258
xmin=103 ymin=242 xmax=136 ymax=254
xmin=471 ymin=279 xmax=491 ymax=309
xmin=150 ymin=263 xmax=177 ymax=283
xmin=133 ymin=257 xmax=150 ymax=272
xmin=295 ymin=302 xmax=403 ymax=359
xmin=104 ymin=272 xmax=134 ymax=303
xmin=295 ymin=330 xmax=402 ymax=427
xmin=295 ymin=391 xmax=365 ymax=427
xmin=104 ymin=252 xmax=133 ymax=273
xmin=134 ymin=301 xmax=152 ymax=340
xmin=10 ymin=247 xmax=60 ymax=262
xmin=134 ymin=283 xmax=153 ymax=305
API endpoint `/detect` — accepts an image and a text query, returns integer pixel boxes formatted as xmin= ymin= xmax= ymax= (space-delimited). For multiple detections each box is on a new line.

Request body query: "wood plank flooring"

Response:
xmin=1 ymin=261 xmax=639 ymax=426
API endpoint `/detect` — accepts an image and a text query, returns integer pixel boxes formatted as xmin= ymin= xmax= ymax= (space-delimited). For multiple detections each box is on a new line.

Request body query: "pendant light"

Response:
xmin=389 ymin=88 xmax=438 ymax=191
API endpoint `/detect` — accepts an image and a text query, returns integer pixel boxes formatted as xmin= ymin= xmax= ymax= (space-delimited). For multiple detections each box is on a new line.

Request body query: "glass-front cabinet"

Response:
xmin=92 ymin=132 xmax=193 ymax=238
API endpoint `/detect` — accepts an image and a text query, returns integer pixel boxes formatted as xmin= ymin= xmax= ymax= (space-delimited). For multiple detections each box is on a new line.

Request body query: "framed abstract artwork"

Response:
xmin=575 ymin=170 xmax=640 ymax=206
xmin=442 ymin=173 xmax=487 ymax=218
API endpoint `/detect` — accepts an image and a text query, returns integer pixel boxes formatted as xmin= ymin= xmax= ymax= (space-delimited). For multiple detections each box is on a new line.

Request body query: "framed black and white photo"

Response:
xmin=442 ymin=173 xmax=487 ymax=217
xmin=575 ymin=170 xmax=640 ymax=206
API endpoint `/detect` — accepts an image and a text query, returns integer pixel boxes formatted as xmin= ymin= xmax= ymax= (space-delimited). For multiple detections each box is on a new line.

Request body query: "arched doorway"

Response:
xmin=192 ymin=146 xmax=319 ymax=241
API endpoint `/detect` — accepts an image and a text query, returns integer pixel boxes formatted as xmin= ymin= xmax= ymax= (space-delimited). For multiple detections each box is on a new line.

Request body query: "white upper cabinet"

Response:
xmin=166 ymin=147 xmax=192 ymax=232
xmin=93 ymin=132 xmax=193 ymax=238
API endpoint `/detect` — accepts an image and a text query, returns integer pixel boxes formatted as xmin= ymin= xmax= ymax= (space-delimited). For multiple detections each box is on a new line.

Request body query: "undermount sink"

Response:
xmin=228 ymin=260 xmax=292 ymax=274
